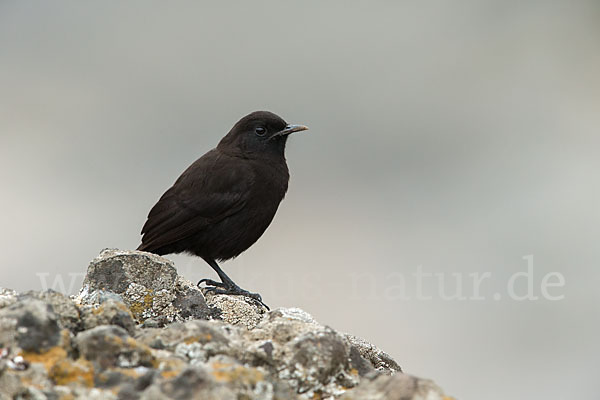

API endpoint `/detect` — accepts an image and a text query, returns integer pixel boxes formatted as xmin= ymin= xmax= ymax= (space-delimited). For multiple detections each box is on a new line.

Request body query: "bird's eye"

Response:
xmin=255 ymin=127 xmax=267 ymax=136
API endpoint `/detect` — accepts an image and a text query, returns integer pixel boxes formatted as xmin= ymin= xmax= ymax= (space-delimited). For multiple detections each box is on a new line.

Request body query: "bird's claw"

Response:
xmin=197 ymin=278 xmax=225 ymax=288
xmin=199 ymin=283 xmax=270 ymax=310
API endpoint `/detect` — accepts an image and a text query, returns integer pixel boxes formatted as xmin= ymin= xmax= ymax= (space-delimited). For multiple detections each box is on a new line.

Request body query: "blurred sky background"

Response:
xmin=1 ymin=1 xmax=599 ymax=399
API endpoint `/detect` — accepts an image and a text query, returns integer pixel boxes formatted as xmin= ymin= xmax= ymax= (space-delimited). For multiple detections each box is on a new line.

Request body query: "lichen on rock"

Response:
xmin=0 ymin=249 xmax=451 ymax=399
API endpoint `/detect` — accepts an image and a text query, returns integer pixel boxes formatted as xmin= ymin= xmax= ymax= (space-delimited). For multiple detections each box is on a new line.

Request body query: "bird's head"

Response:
xmin=217 ymin=111 xmax=308 ymax=158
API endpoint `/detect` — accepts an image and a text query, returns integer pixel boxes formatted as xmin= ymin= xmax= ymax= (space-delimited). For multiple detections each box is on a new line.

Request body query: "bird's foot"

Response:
xmin=197 ymin=280 xmax=270 ymax=310
xmin=197 ymin=278 xmax=226 ymax=288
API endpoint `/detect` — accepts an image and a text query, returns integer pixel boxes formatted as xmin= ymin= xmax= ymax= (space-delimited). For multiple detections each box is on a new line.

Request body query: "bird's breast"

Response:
xmin=208 ymin=161 xmax=288 ymax=260
xmin=249 ymin=159 xmax=289 ymax=200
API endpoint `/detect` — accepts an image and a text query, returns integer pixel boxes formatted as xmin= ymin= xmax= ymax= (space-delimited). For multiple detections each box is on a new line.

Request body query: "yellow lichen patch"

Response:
xmin=150 ymin=357 xmax=161 ymax=369
xmin=211 ymin=361 xmax=233 ymax=370
xmin=157 ymin=357 xmax=187 ymax=375
xmin=49 ymin=358 xmax=94 ymax=387
xmin=161 ymin=369 xmax=180 ymax=379
xmin=21 ymin=347 xmax=94 ymax=389
xmin=19 ymin=376 xmax=44 ymax=390
xmin=107 ymin=334 xmax=124 ymax=347
xmin=21 ymin=346 xmax=68 ymax=372
xmin=183 ymin=333 xmax=212 ymax=344
xmin=128 ymin=290 xmax=154 ymax=318
xmin=143 ymin=293 xmax=154 ymax=306
xmin=129 ymin=302 xmax=145 ymax=316
xmin=349 ymin=368 xmax=359 ymax=376
xmin=96 ymin=372 xmax=110 ymax=385
xmin=126 ymin=337 xmax=153 ymax=356
xmin=93 ymin=301 xmax=130 ymax=316
xmin=60 ymin=329 xmax=71 ymax=348
xmin=58 ymin=393 xmax=75 ymax=400
xmin=91 ymin=305 xmax=104 ymax=315
xmin=110 ymin=367 xmax=142 ymax=379
xmin=94 ymin=367 xmax=141 ymax=391
xmin=183 ymin=336 xmax=199 ymax=344
xmin=210 ymin=362 xmax=264 ymax=385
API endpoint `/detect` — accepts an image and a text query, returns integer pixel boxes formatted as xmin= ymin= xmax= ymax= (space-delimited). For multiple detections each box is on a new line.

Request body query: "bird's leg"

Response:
xmin=198 ymin=258 xmax=270 ymax=310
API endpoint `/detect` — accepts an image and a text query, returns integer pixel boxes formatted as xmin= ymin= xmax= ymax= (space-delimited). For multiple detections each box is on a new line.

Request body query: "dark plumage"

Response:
xmin=137 ymin=111 xmax=308 ymax=308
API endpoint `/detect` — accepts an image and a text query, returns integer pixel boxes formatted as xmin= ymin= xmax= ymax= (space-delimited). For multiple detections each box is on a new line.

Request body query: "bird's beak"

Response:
xmin=270 ymin=124 xmax=309 ymax=139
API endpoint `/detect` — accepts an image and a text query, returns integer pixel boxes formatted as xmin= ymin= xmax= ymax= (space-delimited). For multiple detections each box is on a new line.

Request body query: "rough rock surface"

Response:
xmin=0 ymin=249 xmax=451 ymax=400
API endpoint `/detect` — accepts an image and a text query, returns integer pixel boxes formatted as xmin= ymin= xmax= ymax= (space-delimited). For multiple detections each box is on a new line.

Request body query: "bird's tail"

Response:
xmin=136 ymin=243 xmax=149 ymax=252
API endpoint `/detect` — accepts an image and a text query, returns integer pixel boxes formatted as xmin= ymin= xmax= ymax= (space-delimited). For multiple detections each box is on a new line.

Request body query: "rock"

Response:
xmin=75 ymin=325 xmax=154 ymax=369
xmin=0 ymin=297 xmax=63 ymax=353
xmin=20 ymin=289 xmax=81 ymax=332
xmin=80 ymin=298 xmax=136 ymax=334
xmin=84 ymin=249 xmax=177 ymax=293
xmin=344 ymin=334 xmax=402 ymax=374
xmin=0 ymin=288 xmax=17 ymax=309
xmin=77 ymin=249 xmax=214 ymax=325
xmin=203 ymin=292 xmax=266 ymax=329
xmin=0 ymin=249 xmax=452 ymax=399
xmin=339 ymin=373 xmax=448 ymax=400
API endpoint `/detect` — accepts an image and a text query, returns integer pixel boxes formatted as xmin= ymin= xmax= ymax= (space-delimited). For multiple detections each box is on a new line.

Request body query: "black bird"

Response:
xmin=137 ymin=111 xmax=308 ymax=309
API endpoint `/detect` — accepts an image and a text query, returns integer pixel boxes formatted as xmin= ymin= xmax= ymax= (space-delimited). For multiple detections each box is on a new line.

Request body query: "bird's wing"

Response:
xmin=138 ymin=150 xmax=252 ymax=252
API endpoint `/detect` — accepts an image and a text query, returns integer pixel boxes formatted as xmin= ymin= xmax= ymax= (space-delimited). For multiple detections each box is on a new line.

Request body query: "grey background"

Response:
xmin=1 ymin=1 xmax=599 ymax=399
